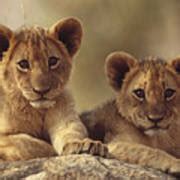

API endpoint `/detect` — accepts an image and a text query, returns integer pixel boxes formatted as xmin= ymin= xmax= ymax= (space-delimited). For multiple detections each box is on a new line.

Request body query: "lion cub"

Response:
xmin=0 ymin=17 xmax=107 ymax=161
xmin=81 ymin=51 xmax=180 ymax=175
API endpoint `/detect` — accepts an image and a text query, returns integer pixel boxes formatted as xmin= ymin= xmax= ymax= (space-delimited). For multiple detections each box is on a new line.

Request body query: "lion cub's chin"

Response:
xmin=144 ymin=129 xmax=168 ymax=137
xmin=30 ymin=100 xmax=56 ymax=109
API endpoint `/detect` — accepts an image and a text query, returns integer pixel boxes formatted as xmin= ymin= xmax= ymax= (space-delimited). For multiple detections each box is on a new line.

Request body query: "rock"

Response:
xmin=0 ymin=154 xmax=177 ymax=180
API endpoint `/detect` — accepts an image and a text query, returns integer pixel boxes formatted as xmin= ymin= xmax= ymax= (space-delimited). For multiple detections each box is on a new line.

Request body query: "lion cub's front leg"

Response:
xmin=46 ymin=104 xmax=108 ymax=157
xmin=0 ymin=134 xmax=56 ymax=161
xmin=49 ymin=119 xmax=108 ymax=157
xmin=108 ymin=140 xmax=180 ymax=175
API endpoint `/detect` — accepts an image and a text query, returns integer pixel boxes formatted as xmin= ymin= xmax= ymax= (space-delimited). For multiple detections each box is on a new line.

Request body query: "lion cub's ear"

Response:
xmin=0 ymin=25 xmax=13 ymax=61
xmin=170 ymin=57 xmax=180 ymax=74
xmin=105 ymin=51 xmax=137 ymax=91
xmin=49 ymin=17 xmax=83 ymax=57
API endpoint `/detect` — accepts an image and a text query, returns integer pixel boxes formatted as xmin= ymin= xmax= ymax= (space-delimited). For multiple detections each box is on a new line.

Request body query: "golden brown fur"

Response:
xmin=0 ymin=17 xmax=107 ymax=161
xmin=81 ymin=52 xmax=180 ymax=175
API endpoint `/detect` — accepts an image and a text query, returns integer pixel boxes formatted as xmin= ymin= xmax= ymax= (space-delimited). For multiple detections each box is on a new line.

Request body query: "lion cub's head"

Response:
xmin=106 ymin=52 xmax=180 ymax=136
xmin=0 ymin=17 xmax=82 ymax=109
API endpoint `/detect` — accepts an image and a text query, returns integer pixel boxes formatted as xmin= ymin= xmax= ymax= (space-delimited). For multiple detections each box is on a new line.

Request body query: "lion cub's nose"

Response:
xmin=147 ymin=115 xmax=164 ymax=123
xmin=33 ymin=87 xmax=51 ymax=95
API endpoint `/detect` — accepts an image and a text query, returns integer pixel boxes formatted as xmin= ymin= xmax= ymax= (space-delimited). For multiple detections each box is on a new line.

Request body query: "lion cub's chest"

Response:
xmin=0 ymin=104 xmax=47 ymax=138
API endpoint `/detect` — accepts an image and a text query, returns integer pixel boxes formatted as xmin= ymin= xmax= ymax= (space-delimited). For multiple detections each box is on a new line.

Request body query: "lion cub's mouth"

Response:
xmin=30 ymin=97 xmax=56 ymax=109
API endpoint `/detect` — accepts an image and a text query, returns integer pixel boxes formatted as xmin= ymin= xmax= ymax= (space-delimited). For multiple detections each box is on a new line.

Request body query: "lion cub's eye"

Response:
xmin=164 ymin=88 xmax=176 ymax=101
xmin=17 ymin=59 xmax=30 ymax=72
xmin=133 ymin=88 xmax=145 ymax=101
xmin=48 ymin=56 xmax=60 ymax=69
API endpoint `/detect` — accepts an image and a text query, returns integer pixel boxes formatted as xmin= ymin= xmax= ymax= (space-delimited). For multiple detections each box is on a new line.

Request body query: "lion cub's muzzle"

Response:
xmin=146 ymin=104 xmax=166 ymax=124
xmin=30 ymin=83 xmax=56 ymax=109
xmin=144 ymin=111 xmax=170 ymax=136
xmin=31 ymin=73 xmax=52 ymax=95
xmin=146 ymin=112 xmax=167 ymax=129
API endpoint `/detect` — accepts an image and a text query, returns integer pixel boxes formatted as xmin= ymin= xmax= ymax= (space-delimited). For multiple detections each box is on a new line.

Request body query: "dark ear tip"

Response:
xmin=61 ymin=17 xmax=82 ymax=23
xmin=171 ymin=58 xmax=180 ymax=73
xmin=49 ymin=17 xmax=83 ymax=57
xmin=62 ymin=17 xmax=82 ymax=29
xmin=64 ymin=17 xmax=83 ymax=37
xmin=105 ymin=51 xmax=137 ymax=91
xmin=64 ymin=17 xmax=82 ymax=26
xmin=51 ymin=17 xmax=83 ymax=36
xmin=106 ymin=51 xmax=129 ymax=62
xmin=0 ymin=24 xmax=13 ymax=39
xmin=105 ymin=51 xmax=136 ymax=70
xmin=0 ymin=25 xmax=13 ymax=60
xmin=174 ymin=62 xmax=180 ymax=73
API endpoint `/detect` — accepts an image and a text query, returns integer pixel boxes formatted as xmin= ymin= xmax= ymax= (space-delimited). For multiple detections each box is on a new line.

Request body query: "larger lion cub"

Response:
xmin=81 ymin=52 xmax=180 ymax=175
xmin=0 ymin=18 xmax=107 ymax=161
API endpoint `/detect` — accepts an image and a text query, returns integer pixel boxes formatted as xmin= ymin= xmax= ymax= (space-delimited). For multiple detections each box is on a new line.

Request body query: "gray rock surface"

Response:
xmin=0 ymin=154 xmax=177 ymax=180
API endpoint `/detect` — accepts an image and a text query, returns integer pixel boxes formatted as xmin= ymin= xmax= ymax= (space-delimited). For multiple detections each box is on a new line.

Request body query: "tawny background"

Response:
xmin=0 ymin=0 xmax=180 ymax=111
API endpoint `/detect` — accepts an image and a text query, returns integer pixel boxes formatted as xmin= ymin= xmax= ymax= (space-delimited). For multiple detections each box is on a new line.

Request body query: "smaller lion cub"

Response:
xmin=81 ymin=51 xmax=180 ymax=175
xmin=0 ymin=17 xmax=107 ymax=161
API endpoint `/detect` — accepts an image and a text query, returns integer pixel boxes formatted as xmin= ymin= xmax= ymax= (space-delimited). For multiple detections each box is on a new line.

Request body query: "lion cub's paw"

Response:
xmin=62 ymin=139 xmax=108 ymax=157
xmin=168 ymin=160 xmax=180 ymax=177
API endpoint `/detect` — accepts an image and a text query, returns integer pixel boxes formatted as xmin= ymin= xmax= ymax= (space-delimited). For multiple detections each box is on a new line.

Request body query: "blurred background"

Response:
xmin=0 ymin=0 xmax=180 ymax=111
